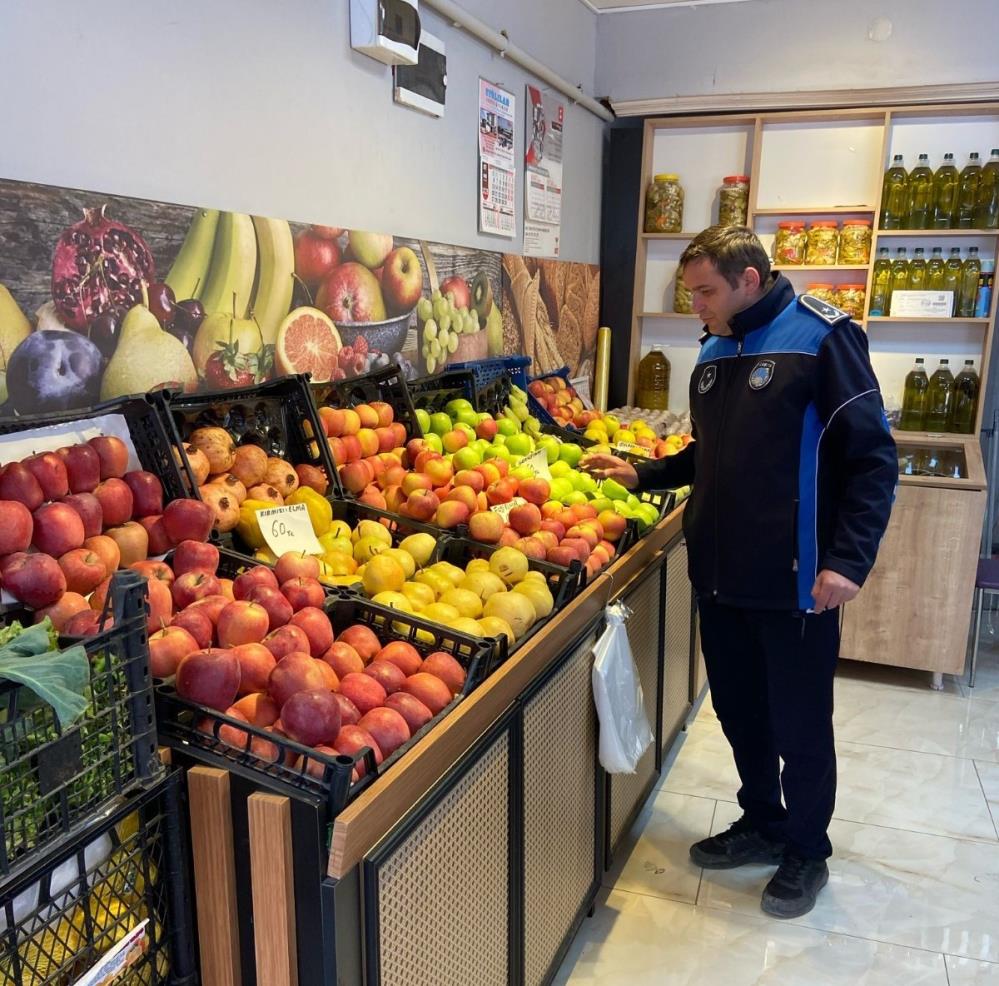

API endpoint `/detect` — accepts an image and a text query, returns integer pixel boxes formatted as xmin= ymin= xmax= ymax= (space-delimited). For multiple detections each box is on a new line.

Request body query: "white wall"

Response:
xmin=596 ymin=0 xmax=999 ymax=105
xmin=0 ymin=0 xmax=603 ymax=262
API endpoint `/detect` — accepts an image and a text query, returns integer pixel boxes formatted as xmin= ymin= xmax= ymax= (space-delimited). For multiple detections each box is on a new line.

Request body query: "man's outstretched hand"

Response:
xmin=810 ymin=569 xmax=860 ymax=613
xmin=579 ymin=453 xmax=639 ymax=489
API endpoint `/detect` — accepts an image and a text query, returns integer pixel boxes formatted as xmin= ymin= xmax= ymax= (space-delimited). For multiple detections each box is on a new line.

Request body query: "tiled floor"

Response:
xmin=552 ymin=634 xmax=999 ymax=985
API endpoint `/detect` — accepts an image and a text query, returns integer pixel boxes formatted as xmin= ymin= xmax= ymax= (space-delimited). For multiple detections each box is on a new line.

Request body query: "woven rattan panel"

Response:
xmin=523 ymin=632 xmax=599 ymax=986
xmin=609 ymin=563 xmax=663 ymax=851
xmin=662 ymin=541 xmax=693 ymax=753
xmin=374 ymin=731 xmax=510 ymax=986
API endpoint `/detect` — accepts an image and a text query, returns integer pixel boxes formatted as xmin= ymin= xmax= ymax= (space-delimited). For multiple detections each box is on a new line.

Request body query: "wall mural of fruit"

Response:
xmin=0 ymin=178 xmax=590 ymax=417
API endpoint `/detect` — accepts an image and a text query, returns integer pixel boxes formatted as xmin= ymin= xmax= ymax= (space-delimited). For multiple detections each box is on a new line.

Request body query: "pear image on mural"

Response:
xmin=101 ymin=285 xmax=198 ymax=400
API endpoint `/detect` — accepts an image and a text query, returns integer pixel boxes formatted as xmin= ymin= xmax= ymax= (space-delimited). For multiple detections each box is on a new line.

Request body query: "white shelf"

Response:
xmin=874 ymin=228 xmax=999 ymax=237
xmin=754 ymin=206 xmax=876 ymax=215
xmin=773 ymin=264 xmax=870 ymax=271
xmin=868 ymin=316 xmax=989 ymax=325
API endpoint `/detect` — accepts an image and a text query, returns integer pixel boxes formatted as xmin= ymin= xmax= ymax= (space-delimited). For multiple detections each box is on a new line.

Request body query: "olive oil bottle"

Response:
xmin=974 ymin=148 xmax=999 ymax=229
xmin=927 ymin=246 xmax=946 ymax=290
xmin=869 ymin=247 xmax=892 ymax=316
xmin=957 ymin=152 xmax=982 ymax=228
xmin=907 ymin=247 xmax=928 ymax=290
xmin=943 ymin=247 xmax=964 ymax=313
xmin=900 ymin=358 xmax=929 ymax=430
xmin=907 ymin=154 xmax=934 ymax=229
xmin=925 ymin=359 xmax=955 ymax=432
xmin=950 ymin=360 xmax=980 ymax=433
xmin=933 ymin=153 xmax=959 ymax=228
xmin=958 ymin=246 xmax=981 ymax=317
xmin=890 ymin=248 xmax=910 ymax=309
xmin=880 ymin=154 xmax=909 ymax=230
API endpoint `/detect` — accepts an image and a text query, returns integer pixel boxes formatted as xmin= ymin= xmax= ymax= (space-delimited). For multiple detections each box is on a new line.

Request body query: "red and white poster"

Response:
xmin=478 ymin=79 xmax=516 ymax=238
xmin=523 ymin=85 xmax=564 ymax=258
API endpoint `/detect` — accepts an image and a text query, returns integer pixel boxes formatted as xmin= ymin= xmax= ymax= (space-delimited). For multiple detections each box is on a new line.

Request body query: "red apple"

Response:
xmin=217 ymin=600 xmax=270 ymax=647
xmin=439 ymin=275 xmax=472 ymax=311
xmin=262 ymin=624 xmax=312 ymax=662
xmin=321 ymin=640 xmax=364 ymax=678
xmin=401 ymin=672 xmax=452 ymax=714
xmin=59 ymin=493 xmax=103 ymax=539
xmin=338 ymin=672 xmax=387 ymax=716
xmin=57 ymin=444 xmax=101 ymax=493
xmin=419 ymin=652 xmax=467 ymax=695
xmin=363 ymin=659 xmax=406 ymax=695
xmin=32 ymin=502 xmax=85 ymax=557
xmin=294 ymin=229 xmax=342 ymax=286
xmin=149 ymin=625 xmax=200 ymax=678
xmin=294 ymin=464 xmax=328 ymax=495
xmin=468 ymin=510 xmax=504 ymax=544
xmin=130 ymin=559 xmax=173 ymax=584
xmin=375 ymin=640 xmax=423 ymax=677
xmin=0 ymin=500 xmax=33 ymax=554
xmin=518 ymin=477 xmax=550 ymax=506
xmin=274 ymin=551 xmax=321 ymax=584
xmin=123 ymin=470 xmax=164 ymax=518
xmin=314 ymin=657 xmax=340 ymax=692
xmin=171 ymin=608 xmax=214 ymax=650
xmin=381 ymin=246 xmax=423 ymax=316
xmin=230 ymin=691 xmax=279 ymax=726
xmin=24 ymin=452 xmax=69 ymax=500
xmin=280 ymin=576 xmax=326 ymax=612
xmin=336 ymin=624 xmax=381 ymax=663
xmin=63 ymin=609 xmax=111 ymax=637
xmin=332 ymin=692 xmax=361 ymax=727
xmin=289 ymin=606 xmax=334 ymax=657
xmin=35 ymin=591 xmax=89 ymax=632
xmin=146 ymin=577 xmax=174 ymax=633
xmin=509 ymin=502 xmax=542 ymax=535
xmin=58 ymin=548 xmax=107 ymax=595
xmin=316 ymin=262 xmax=387 ymax=323
xmin=104 ymin=522 xmax=149 ymax=568
xmin=358 ymin=707 xmax=411 ymax=757
xmin=0 ymin=463 xmax=44 ymax=510
xmin=383 ymin=692 xmax=435 ymax=734
xmin=248 ymin=584 xmax=294 ymax=630
xmin=280 ymin=689 xmax=342 ymax=746
xmin=162 ymin=498 xmax=214 ymax=545
xmin=233 ymin=565 xmax=279 ymax=600
xmin=187 ymin=594 xmax=231 ymax=626
xmin=176 ymin=648 xmax=240 ymax=711
xmin=138 ymin=515 xmax=172 ymax=555
xmin=93 ymin=478 xmax=133 ymax=527
xmin=172 ymin=571 xmax=223 ymax=609
xmin=84 ymin=535 xmax=121 ymax=574
xmin=87 ymin=436 xmax=129 ymax=479
xmin=334 ymin=725 xmax=383 ymax=777
xmin=173 ymin=539 xmax=220 ymax=577
xmin=231 ymin=642 xmax=277 ymax=695
xmin=268 ymin=651 xmax=328 ymax=708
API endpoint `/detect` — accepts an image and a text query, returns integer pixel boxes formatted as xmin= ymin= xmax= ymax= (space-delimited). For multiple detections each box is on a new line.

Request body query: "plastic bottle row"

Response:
xmin=900 ymin=357 xmax=979 ymax=434
xmin=881 ymin=151 xmax=999 ymax=230
xmin=869 ymin=246 xmax=993 ymax=317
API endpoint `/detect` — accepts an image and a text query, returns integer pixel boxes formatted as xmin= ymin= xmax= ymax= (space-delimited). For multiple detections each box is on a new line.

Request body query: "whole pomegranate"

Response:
xmin=51 ymin=205 xmax=156 ymax=330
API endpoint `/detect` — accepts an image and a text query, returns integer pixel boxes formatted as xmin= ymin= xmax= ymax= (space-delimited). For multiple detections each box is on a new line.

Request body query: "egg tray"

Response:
xmin=0 ymin=771 xmax=198 ymax=986
xmin=310 ymin=363 xmax=422 ymax=449
xmin=0 ymin=571 xmax=162 ymax=884
xmin=151 ymin=373 xmax=345 ymax=500
xmin=154 ymin=592 xmax=495 ymax=824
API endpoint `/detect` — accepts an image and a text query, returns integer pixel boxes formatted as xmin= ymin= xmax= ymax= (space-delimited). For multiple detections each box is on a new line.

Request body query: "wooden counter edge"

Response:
xmin=325 ymin=505 xmax=685 ymax=879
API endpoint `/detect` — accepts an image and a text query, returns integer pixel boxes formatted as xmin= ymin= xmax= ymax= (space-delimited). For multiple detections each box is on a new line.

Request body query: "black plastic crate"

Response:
xmin=0 ymin=771 xmax=197 ymax=986
xmin=430 ymin=534 xmax=583 ymax=661
xmin=152 ymin=373 xmax=343 ymax=499
xmin=406 ymin=369 xmax=477 ymax=423
xmin=154 ymin=594 xmax=494 ymax=823
xmin=0 ymin=571 xmax=161 ymax=881
xmin=311 ymin=363 xmax=421 ymax=448
xmin=0 ymin=396 xmax=199 ymax=501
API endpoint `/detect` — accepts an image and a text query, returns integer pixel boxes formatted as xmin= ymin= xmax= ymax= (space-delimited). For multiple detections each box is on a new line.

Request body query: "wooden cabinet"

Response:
xmin=841 ymin=435 xmax=986 ymax=675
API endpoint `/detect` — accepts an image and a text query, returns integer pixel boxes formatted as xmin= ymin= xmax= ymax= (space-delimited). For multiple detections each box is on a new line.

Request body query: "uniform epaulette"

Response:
xmin=798 ymin=294 xmax=851 ymax=326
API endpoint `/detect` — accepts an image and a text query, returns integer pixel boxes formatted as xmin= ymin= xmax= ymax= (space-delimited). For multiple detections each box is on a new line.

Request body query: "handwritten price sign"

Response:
xmin=519 ymin=448 xmax=552 ymax=480
xmin=614 ymin=441 xmax=651 ymax=458
xmin=489 ymin=497 xmax=528 ymax=521
xmin=257 ymin=503 xmax=324 ymax=557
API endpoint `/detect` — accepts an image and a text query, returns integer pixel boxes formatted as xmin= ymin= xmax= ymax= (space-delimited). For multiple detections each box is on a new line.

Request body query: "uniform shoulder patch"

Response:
xmin=798 ymin=294 xmax=851 ymax=326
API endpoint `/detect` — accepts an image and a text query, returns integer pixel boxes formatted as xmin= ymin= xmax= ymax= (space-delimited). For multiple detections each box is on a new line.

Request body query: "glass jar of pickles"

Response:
xmin=806 ymin=283 xmax=838 ymax=305
xmin=774 ymin=222 xmax=806 ymax=265
xmin=805 ymin=222 xmax=840 ymax=265
xmin=838 ymin=219 xmax=873 ymax=264
xmin=673 ymin=276 xmax=694 ymax=314
xmin=835 ymin=283 xmax=866 ymax=318
xmin=719 ymin=175 xmax=750 ymax=226
xmin=644 ymin=173 xmax=684 ymax=233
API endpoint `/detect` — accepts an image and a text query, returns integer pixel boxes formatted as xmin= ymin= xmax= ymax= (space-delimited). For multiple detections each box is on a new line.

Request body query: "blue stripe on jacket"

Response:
xmin=797 ymin=403 xmax=823 ymax=611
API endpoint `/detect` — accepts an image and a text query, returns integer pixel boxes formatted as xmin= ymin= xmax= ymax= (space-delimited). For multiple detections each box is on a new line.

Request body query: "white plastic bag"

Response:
xmin=592 ymin=602 xmax=654 ymax=773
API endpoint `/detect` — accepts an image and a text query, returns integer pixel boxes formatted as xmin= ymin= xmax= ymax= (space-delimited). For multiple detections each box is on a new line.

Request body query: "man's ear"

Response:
xmin=742 ymin=266 xmax=762 ymax=292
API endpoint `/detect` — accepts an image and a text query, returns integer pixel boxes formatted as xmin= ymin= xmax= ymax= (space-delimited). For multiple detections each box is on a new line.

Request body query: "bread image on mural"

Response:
xmin=502 ymin=254 xmax=600 ymax=381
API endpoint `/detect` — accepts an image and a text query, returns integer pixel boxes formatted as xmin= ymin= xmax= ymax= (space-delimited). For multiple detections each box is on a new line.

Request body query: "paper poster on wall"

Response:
xmin=523 ymin=85 xmax=563 ymax=258
xmin=478 ymin=79 xmax=516 ymax=238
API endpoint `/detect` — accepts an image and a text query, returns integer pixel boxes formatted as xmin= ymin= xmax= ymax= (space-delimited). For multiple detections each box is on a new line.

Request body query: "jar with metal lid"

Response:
xmin=719 ymin=175 xmax=750 ymax=226
xmin=806 ymin=283 xmax=837 ymax=305
xmin=835 ymin=283 xmax=866 ymax=318
xmin=673 ymin=275 xmax=694 ymax=314
xmin=644 ymin=174 xmax=684 ymax=233
xmin=773 ymin=222 xmax=806 ymax=265
xmin=805 ymin=222 xmax=839 ymax=265
xmin=838 ymin=219 xmax=873 ymax=264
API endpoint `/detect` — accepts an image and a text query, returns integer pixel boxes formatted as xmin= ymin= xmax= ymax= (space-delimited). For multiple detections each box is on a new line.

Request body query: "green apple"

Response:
xmin=558 ymin=443 xmax=583 ymax=468
xmin=549 ymin=477 xmax=574 ymax=501
xmin=505 ymin=433 xmax=533 ymax=457
xmin=563 ymin=491 xmax=588 ymax=506
xmin=511 ymin=465 xmax=535 ymax=482
xmin=415 ymin=408 xmax=431 ymax=435
xmin=472 ymin=438 xmax=492 ymax=456
xmin=496 ymin=418 xmax=519 ymax=438
xmin=424 ymin=432 xmax=443 ymax=453
xmin=625 ymin=494 xmax=641 ymax=509
xmin=454 ymin=422 xmax=476 ymax=443
xmin=484 ymin=445 xmax=512 ymax=462
xmin=537 ymin=436 xmax=560 ymax=465
xmin=429 ymin=412 xmax=453 ymax=436
xmin=549 ymin=460 xmax=571 ymax=480
xmin=589 ymin=497 xmax=613 ymax=514
xmin=453 ymin=446 xmax=482 ymax=470
xmin=457 ymin=409 xmax=479 ymax=428
xmin=603 ymin=415 xmax=620 ymax=438
xmin=348 ymin=230 xmax=394 ymax=269
xmin=570 ymin=471 xmax=598 ymax=494
xmin=637 ymin=503 xmax=661 ymax=528
xmin=446 ymin=398 xmax=474 ymax=418
xmin=601 ymin=478 xmax=630 ymax=501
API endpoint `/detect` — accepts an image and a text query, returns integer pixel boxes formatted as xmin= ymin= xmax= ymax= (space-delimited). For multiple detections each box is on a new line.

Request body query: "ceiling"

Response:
xmin=581 ymin=0 xmax=755 ymax=11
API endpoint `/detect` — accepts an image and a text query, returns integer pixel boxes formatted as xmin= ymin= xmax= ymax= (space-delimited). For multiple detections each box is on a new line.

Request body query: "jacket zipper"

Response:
xmin=792 ymin=498 xmax=799 ymax=572
xmin=712 ymin=338 xmax=742 ymax=596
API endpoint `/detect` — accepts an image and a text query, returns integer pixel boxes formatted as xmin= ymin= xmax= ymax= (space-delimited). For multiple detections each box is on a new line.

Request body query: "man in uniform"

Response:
xmin=582 ymin=226 xmax=897 ymax=918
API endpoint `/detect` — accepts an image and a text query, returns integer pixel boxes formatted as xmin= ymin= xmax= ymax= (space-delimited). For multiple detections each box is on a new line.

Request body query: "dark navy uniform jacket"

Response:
xmin=635 ymin=274 xmax=898 ymax=612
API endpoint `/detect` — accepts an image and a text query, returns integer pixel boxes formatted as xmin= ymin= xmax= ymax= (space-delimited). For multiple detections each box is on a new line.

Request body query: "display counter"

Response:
xmin=182 ymin=503 xmax=700 ymax=986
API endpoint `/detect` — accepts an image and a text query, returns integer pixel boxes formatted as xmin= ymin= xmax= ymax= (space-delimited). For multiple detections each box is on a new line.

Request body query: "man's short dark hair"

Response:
xmin=679 ymin=225 xmax=771 ymax=288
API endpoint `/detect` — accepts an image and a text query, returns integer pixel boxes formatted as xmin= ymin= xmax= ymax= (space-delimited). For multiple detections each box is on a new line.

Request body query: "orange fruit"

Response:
xmin=275 ymin=307 xmax=342 ymax=381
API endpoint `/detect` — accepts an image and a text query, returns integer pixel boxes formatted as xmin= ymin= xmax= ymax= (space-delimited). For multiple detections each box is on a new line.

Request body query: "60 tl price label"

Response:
xmin=257 ymin=503 xmax=324 ymax=557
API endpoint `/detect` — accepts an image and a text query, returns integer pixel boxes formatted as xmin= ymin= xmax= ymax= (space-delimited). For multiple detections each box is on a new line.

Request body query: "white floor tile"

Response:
xmin=701 ymin=802 xmax=999 ymax=962
xmin=946 ymin=957 xmax=999 ymax=984
xmin=975 ymin=761 xmax=999 ymax=836
xmin=551 ymin=888 xmax=948 ymax=986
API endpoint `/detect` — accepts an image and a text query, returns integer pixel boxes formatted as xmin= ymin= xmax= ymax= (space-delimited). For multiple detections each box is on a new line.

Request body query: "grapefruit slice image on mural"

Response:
xmin=275 ymin=306 xmax=342 ymax=382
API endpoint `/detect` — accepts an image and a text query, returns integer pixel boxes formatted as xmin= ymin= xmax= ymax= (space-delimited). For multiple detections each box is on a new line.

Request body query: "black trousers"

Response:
xmin=698 ymin=597 xmax=840 ymax=860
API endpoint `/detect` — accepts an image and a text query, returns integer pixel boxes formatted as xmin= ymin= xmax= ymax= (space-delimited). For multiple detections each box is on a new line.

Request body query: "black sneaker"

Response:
xmin=689 ymin=816 xmax=786 ymax=869
xmin=761 ymin=854 xmax=829 ymax=918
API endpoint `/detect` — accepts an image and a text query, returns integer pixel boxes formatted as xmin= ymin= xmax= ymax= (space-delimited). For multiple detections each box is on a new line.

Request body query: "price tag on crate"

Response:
xmin=614 ymin=440 xmax=651 ymax=458
xmin=257 ymin=503 xmax=324 ymax=557
xmin=489 ymin=497 xmax=528 ymax=521
xmin=73 ymin=919 xmax=149 ymax=986
xmin=519 ymin=448 xmax=552 ymax=480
